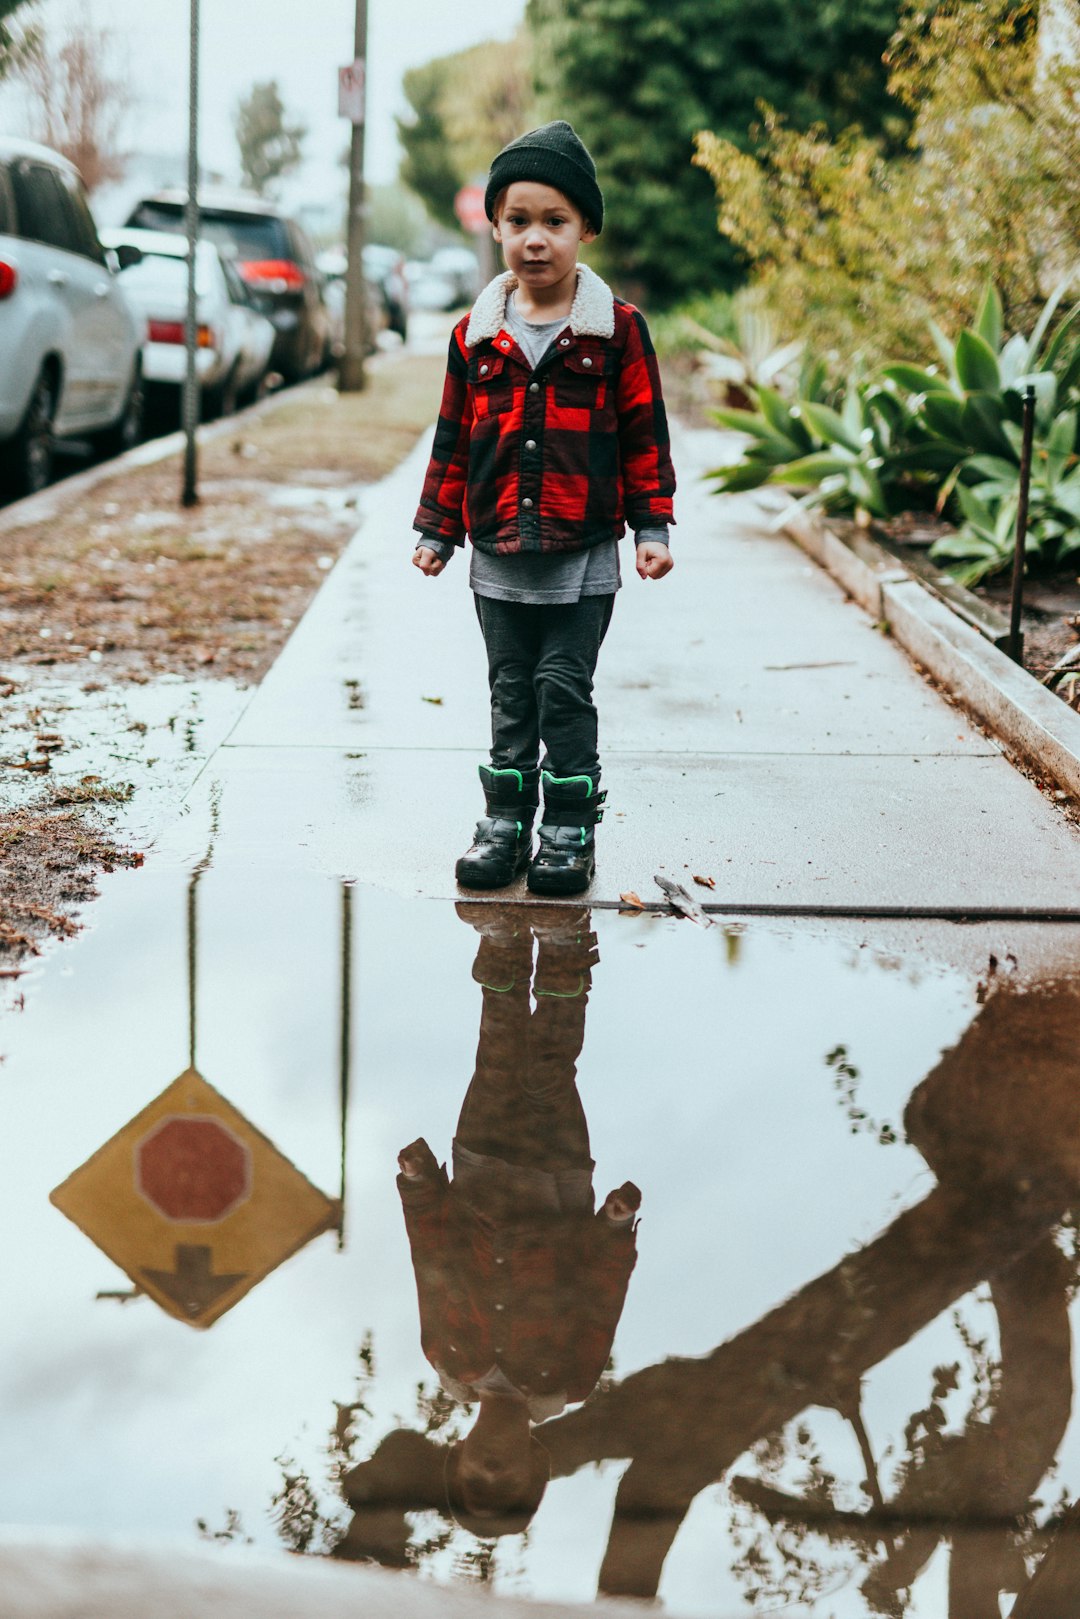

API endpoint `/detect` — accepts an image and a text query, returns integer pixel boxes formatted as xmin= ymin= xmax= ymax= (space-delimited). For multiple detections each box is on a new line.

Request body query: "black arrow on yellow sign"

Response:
xmin=141 ymin=1245 xmax=248 ymax=1318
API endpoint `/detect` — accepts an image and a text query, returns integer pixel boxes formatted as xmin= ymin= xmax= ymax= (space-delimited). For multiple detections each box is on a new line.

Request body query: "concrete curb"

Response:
xmin=0 ymin=1530 xmax=674 ymax=1619
xmin=783 ymin=506 xmax=1080 ymax=799
xmin=0 ymin=374 xmax=334 ymax=536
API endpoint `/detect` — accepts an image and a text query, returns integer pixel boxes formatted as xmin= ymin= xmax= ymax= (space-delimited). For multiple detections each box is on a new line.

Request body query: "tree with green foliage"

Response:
xmin=526 ymin=0 xmax=907 ymax=310
xmin=694 ymin=0 xmax=1079 ymax=362
xmin=0 ymin=0 xmax=34 ymax=81
xmin=234 ymin=80 xmax=306 ymax=198
xmin=398 ymin=32 xmax=534 ymax=232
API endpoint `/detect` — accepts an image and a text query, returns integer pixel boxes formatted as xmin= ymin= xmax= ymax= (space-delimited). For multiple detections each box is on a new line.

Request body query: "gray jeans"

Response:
xmin=474 ymin=593 xmax=614 ymax=780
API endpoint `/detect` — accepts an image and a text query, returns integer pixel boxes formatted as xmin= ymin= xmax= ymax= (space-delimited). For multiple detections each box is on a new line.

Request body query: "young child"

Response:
xmin=413 ymin=120 xmax=675 ymax=896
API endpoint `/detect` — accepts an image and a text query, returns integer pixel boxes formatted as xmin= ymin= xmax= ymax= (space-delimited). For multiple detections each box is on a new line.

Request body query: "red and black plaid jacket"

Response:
xmin=398 ymin=1155 xmax=637 ymax=1403
xmin=413 ymin=265 xmax=676 ymax=556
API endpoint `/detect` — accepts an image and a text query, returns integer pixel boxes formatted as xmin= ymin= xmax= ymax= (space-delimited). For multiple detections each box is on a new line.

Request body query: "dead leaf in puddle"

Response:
xmin=692 ymin=873 xmax=716 ymax=890
xmin=619 ymin=891 xmax=645 ymax=911
xmin=421 ymin=696 xmax=444 ymax=705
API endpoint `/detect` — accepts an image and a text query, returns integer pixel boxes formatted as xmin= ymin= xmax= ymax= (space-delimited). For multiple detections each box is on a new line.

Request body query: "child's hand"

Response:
xmin=413 ymin=546 xmax=445 ymax=577
xmin=636 ymin=542 xmax=673 ymax=581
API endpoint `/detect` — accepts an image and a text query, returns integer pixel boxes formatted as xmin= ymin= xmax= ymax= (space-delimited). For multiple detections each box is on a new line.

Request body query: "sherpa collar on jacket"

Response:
xmin=464 ymin=263 xmax=615 ymax=348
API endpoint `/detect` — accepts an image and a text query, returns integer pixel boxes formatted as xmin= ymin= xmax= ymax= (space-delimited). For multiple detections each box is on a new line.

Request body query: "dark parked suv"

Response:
xmin=124 ymin=188 xmax=332 ymax=384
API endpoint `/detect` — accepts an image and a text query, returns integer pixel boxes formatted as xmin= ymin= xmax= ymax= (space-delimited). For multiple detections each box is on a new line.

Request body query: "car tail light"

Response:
xmin=148 ymin=320 xmax=214 ymax=348
xmin=238 ymin=259 xmax=305 ymax=293
xmin=0 ymin=261 xmax=17 ymax=299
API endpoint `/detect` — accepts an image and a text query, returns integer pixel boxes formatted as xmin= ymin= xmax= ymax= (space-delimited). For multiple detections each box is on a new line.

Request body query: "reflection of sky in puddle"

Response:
xmin=4 ymin=873 xmax=1079 ymax=1615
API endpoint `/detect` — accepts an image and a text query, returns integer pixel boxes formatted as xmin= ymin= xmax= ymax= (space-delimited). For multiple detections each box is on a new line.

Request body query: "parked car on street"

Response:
xmin=314 ymin=247 xmax=387 ymax=358
xmin=429 ymin=245 xmax=481 ymax=308
xmin=100 ymin=228 xmax=275 ymax=419
xmin=123 ymin=188 xmax=332 ymax=383
xmin=0 ymin=137 xmax=144 ymax=497
xmin=362 ymin=243 xmax=409 ymax=339
xmin=403 ymin=259 xmax=458 ymax=313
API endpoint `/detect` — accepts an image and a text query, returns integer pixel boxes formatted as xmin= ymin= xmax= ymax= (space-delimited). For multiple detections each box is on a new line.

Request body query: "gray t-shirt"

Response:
xmin=415 ymin=291 xmax=669 ymax=604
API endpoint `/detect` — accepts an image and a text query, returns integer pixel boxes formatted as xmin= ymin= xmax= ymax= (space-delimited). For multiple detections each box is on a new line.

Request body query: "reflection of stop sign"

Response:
xmin=455 ymin=185 xmax=488 ymax=235
xmin=137 ymin=1117 xmax=252 ymax=1221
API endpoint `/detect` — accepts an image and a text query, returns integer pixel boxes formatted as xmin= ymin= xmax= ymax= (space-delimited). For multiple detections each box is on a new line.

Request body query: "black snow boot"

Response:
xmin=526 ymin=772 xmax=606 ymax=897
xmin=455 ymin=765 xmax=538 ymax=890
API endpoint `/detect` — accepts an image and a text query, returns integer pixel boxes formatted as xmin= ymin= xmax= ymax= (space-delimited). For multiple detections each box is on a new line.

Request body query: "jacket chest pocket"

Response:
xmin=470 ymin=354 xmax=514 ymax=418
xmin=554 ymin=348 xmax=612 ymax=411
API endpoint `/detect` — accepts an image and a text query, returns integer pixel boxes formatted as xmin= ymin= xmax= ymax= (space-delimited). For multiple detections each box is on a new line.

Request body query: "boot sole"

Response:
xmin=526 ymin=863 xmax=595 ymax=897
xmin=455 ymin=851 xmax=532 ymax=890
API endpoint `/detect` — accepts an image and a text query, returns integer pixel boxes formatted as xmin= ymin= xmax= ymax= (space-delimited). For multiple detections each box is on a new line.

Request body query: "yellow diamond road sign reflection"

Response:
xmin=51 ymin=1068 xmax=340 ymax=1329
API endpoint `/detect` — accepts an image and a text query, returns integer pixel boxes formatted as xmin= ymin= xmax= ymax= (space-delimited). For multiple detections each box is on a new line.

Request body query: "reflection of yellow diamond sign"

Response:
xmin=50 ymin=1068 xmax=340 ymax=1329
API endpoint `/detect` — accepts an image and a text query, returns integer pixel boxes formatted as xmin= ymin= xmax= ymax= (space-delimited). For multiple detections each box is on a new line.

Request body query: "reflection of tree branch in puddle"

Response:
xmin=273 ymin=972 xmax=1080 ymax=1613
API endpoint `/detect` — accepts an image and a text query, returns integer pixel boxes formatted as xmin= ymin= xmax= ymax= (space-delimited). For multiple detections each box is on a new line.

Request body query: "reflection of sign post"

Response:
xmin=51 ymin=1068 xmax=339 ymax=1329
xmin=338 ymin=59 xmax=366 ymax=125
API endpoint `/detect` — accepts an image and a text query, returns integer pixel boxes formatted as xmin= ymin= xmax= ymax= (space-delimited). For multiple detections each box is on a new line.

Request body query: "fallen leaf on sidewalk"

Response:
xmin=654 ymin=873 xmax=713 ymax=927
xmin=692 ymin=873 xmax=716 ymax=890
xmin=421 ymin=696 xmax=444 ymax=705
xmin=619 ymin=891 xmax=645 ymax=911
xmin=6 ymin=756 xmax=51 ymax=773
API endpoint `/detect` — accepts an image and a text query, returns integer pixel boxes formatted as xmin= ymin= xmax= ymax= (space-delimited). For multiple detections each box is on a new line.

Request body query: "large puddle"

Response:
xmin=4 ymin=876 xmax=1080 ymax=1616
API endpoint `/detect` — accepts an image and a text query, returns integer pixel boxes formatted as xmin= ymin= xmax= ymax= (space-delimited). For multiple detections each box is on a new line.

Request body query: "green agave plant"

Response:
xmin=709 ymin=284 xmax=1080 ymax=581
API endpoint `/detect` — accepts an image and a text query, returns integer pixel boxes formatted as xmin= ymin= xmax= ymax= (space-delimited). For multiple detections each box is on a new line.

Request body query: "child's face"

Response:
xmin=493 ymin=182 xmax=596 ymax=296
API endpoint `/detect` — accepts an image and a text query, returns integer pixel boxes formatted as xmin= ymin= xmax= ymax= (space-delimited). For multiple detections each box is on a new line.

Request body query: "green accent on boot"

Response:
xmin=541 ymin=770 xmax=594 ymax=797
xmin=480 ymin=765 xmax=524 ymax=791
xmin=535 ymin=977 xmax=586 ymax=999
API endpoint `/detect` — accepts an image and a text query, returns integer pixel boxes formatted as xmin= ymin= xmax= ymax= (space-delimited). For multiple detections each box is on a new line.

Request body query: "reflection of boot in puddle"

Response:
xmin=392 ymin=903 xmax=639 ymax=1540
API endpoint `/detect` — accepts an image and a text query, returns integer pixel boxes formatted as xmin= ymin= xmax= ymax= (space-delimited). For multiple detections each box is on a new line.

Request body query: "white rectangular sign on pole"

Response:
xmin=338 ymin=59 xmax=366 ymax=124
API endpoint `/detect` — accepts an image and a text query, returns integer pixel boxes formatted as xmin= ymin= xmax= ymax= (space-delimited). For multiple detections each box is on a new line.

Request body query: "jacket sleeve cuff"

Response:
xmin=631 ymin=524 xmax=670 ymax=548
xmin=414 ymin=535 xmax=457 ymax=562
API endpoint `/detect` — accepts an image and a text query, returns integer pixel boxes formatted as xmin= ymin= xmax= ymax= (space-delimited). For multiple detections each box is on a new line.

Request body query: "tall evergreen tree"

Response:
xmin=234 ymin=81 xmax=306 ymax=198
xmin=528 ymin=0 xmax=907 ymax=308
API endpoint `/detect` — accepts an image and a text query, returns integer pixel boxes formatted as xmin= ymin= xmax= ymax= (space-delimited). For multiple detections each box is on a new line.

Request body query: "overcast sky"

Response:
xmin=2 ymin=0 xmax=528 ymax=195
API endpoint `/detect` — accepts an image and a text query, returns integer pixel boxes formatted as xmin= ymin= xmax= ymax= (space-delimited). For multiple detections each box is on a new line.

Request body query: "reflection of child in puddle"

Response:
xmin=397 ymin=905 xmax=640 ymax=1537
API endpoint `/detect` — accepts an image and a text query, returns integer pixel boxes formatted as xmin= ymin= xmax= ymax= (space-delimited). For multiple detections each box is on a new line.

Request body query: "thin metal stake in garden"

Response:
xmin=1008 ymin=383 xmax=1036 ymax=664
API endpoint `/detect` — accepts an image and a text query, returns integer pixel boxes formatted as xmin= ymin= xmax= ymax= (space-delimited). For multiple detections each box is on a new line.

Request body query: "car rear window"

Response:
xmin=8 ymin=160 xmax=82 ymax=254
xmin=126 ymin=201 xmax=289 ymax=263
xmin=120 ymin=252 xmax=213 ymax=300
xmin=0 ymin=164 xmax=14 ymax=236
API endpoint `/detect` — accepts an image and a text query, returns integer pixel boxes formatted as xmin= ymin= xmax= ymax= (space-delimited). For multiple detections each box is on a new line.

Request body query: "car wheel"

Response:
xmin=93 ymin=360 xmax=145 ymax=459
xmin=0 ymin=366 xmax=57 ymax=499
xmin=203 ymin=363 xmax=240 ymax=421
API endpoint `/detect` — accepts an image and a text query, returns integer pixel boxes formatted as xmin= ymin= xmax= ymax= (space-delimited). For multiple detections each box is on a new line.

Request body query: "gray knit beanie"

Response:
xmin=484 ymin=120 xmax=604 ymax=234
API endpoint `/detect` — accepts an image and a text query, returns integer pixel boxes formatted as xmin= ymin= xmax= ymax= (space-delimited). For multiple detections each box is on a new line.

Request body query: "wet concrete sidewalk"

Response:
xmin=157 ymin=420 xmax=1080 ymax=911
xmin=12 ymin=409 xmax=1080 ymax=1619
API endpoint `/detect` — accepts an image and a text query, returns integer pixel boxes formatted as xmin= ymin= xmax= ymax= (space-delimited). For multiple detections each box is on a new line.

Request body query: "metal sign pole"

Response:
xmin=1008 ymin=383 xmax=1036 ymax=664
xmin=338 ymin=0 xmax=369 ymax=393
xmin=181 ymin=0 xmax=201 ymax=507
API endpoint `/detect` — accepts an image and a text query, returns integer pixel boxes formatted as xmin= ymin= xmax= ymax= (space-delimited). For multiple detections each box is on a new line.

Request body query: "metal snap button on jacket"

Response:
xmin=525 ymin=439 xmax=537 ymax=451
xmin=559 ymin=336 xmax=570 ymax=346
xmin=479 ymin=364 xmax=489 ymax=375
xmin=582 ymin=356 xmax=593 ymax=367
xmin=529 ymin=381 xmax=540 ymax=392
xmin=521 ymin=497 xmax=534 ymax=508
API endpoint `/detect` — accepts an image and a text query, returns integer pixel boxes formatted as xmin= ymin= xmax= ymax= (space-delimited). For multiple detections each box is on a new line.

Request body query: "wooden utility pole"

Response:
xmin=339 ymin=0 xmax=369 ymax=392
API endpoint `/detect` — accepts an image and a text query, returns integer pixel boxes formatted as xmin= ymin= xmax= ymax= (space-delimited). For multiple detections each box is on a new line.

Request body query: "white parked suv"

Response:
xmin=0 ymin=137 xmax=144 ymax=497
